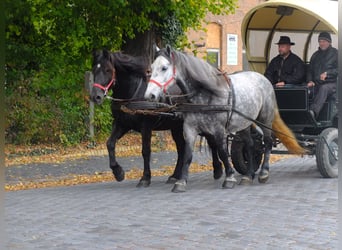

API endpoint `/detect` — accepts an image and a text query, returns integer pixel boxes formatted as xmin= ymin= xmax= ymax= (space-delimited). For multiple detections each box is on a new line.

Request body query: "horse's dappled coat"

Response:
xmin=145 ymin=46 xmax=305 ymax=192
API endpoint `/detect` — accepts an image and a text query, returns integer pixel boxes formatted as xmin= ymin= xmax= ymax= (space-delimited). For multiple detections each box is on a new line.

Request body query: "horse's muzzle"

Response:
xmin=91 ymin=90 xmax=105 ymax=105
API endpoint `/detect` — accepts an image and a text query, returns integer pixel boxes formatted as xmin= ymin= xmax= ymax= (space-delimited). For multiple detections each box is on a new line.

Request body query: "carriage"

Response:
xmin=231 ymin=0 xmax=338 ymax=178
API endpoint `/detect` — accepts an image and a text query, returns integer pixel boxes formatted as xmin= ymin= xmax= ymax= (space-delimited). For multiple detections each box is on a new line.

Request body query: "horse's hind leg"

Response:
xmin=166 ymin=127 xmax=185 ymax=184
xmin=107 ymin=123 xmax=129 ymax=182
xmin=258 ymin=132 xmax=272 ymax=183
xmin=137 ymin=125 xmax=152 ymax=187
xmin=239 ymin=127 xmax=256 ymax=185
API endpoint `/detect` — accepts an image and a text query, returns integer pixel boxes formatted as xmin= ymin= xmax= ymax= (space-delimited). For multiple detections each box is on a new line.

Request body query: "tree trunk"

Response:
xmin=121 ymin=29 xmax=156 ymax=65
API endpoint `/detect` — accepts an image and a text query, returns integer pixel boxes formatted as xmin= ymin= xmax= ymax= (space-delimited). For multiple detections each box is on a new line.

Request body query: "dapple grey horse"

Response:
xmin=145 ymin=46 xmax=306 ymax=192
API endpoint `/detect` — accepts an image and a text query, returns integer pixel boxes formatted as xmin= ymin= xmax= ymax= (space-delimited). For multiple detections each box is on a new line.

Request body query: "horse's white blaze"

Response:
xmin=144 ymin=56 xmax=174 ymax=100
xmin=144 ymin=80 xmax=160 ymax=100
xmin=97 ymin=63 xmax=101 ymax=68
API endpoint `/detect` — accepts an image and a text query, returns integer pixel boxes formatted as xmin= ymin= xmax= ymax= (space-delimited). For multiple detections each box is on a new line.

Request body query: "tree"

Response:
xmin=7 ymin=0 xmax=237 ymax=69
xmin=5 ymin=0 xmax=237 ymax=144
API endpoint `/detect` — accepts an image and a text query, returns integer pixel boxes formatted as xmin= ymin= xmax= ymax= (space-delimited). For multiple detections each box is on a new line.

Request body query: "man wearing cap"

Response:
xmin=307 ymin=32 xmax=338 ymax=119
xmin=265 ymin=36 xmax=306 ymax=87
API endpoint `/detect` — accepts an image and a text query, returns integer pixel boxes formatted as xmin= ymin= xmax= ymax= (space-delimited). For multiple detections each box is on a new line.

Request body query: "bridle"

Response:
xmin=93 ymin=69 xmax=116 ymax=97
xmin=148 ymin=53 xmax=176 ymax=93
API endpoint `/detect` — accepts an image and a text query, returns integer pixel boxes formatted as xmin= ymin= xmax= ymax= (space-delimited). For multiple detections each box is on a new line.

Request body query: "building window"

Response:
xmin=207 ymin=49 xmax=220 ymax=68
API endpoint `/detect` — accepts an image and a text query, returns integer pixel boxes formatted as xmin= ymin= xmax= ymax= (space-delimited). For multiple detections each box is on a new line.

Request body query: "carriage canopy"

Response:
xmin=241 ymin=0 xmax=338 ymax=74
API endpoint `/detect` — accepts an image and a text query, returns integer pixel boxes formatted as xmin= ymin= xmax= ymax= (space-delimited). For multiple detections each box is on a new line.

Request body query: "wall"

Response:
xmin=186 ymin=0 xmax=265 ymax=73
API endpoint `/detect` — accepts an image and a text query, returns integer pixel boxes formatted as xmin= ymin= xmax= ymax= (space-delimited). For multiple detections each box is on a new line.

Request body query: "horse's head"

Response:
xmin=91 ymin=49 xmax=116 ymax=104
xmin=144 ymin=45 xmax=178 ymax=102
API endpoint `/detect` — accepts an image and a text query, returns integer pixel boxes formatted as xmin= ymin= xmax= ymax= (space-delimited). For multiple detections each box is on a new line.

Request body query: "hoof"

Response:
xmin=222 ymin=175 xmax=237 ymax=189
xmin=258 ymin=170 xmax=269 ymax=184
xmin=166 ymin=176 xmax=178 ymax=184
xmin=113 ymin=168 xmax=125 ymax=182
xmin=136 ymin=179 xmax=151 ymax=188
xmin=239 ymin=176 xmax=253 ymax=185
xmin=171 ymin=180 xmax=187 ymax=193
xmin=213 ymin=167 xmax=223 ymax=180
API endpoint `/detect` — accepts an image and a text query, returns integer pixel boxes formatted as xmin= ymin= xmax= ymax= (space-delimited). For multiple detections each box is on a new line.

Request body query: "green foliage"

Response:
xmin=5 ymin=0 xmax=237 ymax=145
xmin=5 ymin=57 xmax=90 ymax=145
xmin=5 ymin=94 xmax=61 ymax=144
xmin=93 ymin=103 xmax=113 ymax=141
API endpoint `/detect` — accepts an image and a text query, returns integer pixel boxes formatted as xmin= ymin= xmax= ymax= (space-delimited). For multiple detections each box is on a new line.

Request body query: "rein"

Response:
xmin=231 ymin=108 xmax=300 ymax=141
xmin=119 ymin=99 xmax=300 ymax=142
xmin=93 ymin=71 xmax=116 ymax=96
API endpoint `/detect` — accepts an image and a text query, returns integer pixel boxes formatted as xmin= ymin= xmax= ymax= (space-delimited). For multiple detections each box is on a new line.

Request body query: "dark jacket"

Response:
xmin=307 ymin=45 xmax=338 ymax=85
xmin=264 ymin=52 xmax=306 ymax=85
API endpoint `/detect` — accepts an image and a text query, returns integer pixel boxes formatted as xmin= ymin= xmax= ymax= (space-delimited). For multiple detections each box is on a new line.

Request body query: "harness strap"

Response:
xmin=93 ymin=71 xmax=116 ymax=96
xmin=219 ymin=71 xmax=233 ymax=132
xmin=175 ymin=103 xmax=231 ymax=113
xmin=149 ymin=77 xmax=175 ymax=93
xmin=231 ymin=108 xmax=299 ymax=141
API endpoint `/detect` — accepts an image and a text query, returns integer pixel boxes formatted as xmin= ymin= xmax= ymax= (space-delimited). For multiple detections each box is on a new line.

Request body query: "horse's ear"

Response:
xmin=92 ymin=49 xmax=99 ymax=59
xmin=153 ymin=43 xmax=160 ymax=53
xmin=103 ymin=49 xmax=110 ymax=59
xmin=109 ymin=53 xmax=115 ymax=65
xmin=166 ymin=44 xmax=172 ymax=57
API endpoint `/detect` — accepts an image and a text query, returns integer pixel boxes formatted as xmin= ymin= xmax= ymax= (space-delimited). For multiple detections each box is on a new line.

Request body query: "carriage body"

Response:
xmin=274 ymin=87 xmax=337 ymax=135
xmin=233 ymin=0 xmax=339 ymax=178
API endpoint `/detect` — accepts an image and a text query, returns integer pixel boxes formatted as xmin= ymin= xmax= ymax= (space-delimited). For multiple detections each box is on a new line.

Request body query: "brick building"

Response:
xmin=186 ymin=0 xmax=265 ymax=73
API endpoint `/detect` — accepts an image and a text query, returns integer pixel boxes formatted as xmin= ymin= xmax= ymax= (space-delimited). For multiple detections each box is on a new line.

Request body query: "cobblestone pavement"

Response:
xmin=5 ymin=156 xmax=337 ymax=249
xmin=5 ymin=151 xmax=211 ymax=184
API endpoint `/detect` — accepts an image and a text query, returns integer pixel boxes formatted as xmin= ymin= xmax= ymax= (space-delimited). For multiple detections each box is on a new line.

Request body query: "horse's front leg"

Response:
xmin=107 ymin=122 xmax=129 ymax=182
xmin=166 ymin=127 xmax=185 ymax=184
xmin=213 ymin=133 xmax=236 ymax=189
xmin=207 ymin=141 xmax=223 ymax=180
xmin=171 ymin=126 xmax=197 ymax=193
xmin=258 ymin=134 xmax=272 ymax=183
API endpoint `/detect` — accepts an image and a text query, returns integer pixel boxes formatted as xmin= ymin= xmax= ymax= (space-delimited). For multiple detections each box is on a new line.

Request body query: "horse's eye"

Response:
xmin=161 ymin=66 xmax=168 ymax=71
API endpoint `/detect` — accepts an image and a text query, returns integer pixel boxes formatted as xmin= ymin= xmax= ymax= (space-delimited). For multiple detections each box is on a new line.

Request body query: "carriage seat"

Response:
xmin=273 ymin=63 xmax=337 ymax=130
xmin=274 ymin=85 xmax=337 ymax=131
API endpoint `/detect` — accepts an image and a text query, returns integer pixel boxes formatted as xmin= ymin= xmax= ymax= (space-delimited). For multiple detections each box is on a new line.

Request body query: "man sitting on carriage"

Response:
xmin=264 ymin=36 xmax=306 ymax=88
xmin=306 ymin=32 xmax=338 ymax=119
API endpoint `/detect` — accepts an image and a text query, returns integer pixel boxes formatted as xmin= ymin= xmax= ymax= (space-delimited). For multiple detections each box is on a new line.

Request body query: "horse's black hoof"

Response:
xmin=213 ymin=167 xmax=223 ymax=180
xmin=239 ymin=176 xmax=253 ymax=185
xmin=222 ymin=175 xmax=237 ymax=189
xmin=136 ymin=179 xmax=151 ymax=188
xmin=113 ymin=168 xmax=125 ymax=182
xmin=171 ymin=180 xmax=187 ymax=193
xmin=258 ymin=171 xmax=269 ymax=184
xmin=166 ymin=176 xmax=178 ymax=184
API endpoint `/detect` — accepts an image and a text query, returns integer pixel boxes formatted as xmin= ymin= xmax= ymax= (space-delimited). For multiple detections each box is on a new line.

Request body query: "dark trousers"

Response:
xmin=310 ymin=82 xmax=336 ymax=116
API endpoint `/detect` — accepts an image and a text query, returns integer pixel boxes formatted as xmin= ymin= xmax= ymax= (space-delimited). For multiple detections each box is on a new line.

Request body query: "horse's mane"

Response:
xmin=158 ymin=48 xmax=222 ymax=86
xmin=112 ymin=52 xmax=148 ymax=78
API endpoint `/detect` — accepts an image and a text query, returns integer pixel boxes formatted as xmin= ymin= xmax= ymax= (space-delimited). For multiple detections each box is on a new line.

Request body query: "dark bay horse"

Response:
xmin=145 ymin=45 xmax=306 ymax=192
xmin=90 ymin=49 xmax=223 ymax=187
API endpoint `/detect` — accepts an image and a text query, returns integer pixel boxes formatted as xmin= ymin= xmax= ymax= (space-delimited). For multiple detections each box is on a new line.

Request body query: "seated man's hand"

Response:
xmin=275 ymin=81 xmax=285 ymax=87
xmin=320 ymin=72 xmax=327 ymax=81
xmin=307 ymin=81 xmax=315 ymax=87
